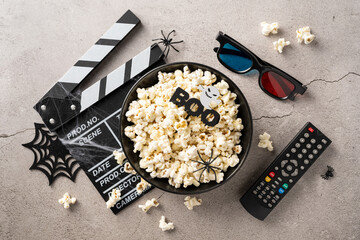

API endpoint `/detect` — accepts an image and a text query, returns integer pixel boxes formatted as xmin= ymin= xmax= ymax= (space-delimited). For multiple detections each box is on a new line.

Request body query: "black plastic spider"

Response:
xmin=191 ymin=150 xmax=222 ymax=183
xmin=321 ymin=165 xmax=334 ymax=180
xmin=152 ymin=30 xmax=183 ymax=58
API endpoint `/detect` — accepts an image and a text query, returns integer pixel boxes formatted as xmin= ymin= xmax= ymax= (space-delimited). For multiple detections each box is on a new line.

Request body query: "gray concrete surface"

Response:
xmin=1 ymin=0 xmax=359 ymax=239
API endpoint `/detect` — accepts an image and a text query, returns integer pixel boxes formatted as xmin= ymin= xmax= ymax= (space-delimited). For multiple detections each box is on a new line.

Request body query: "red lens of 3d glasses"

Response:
xmin=261 ymin=71 xmax=295 ymax=98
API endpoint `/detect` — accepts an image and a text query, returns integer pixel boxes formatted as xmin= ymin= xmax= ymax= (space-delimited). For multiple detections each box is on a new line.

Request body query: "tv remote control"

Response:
xmin=240 ymin=122 xmax=332 ymax=220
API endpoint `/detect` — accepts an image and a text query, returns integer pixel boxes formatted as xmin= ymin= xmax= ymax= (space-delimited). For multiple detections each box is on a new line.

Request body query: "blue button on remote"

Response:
xmin=278 ymin=188 xmax=284 ymax=194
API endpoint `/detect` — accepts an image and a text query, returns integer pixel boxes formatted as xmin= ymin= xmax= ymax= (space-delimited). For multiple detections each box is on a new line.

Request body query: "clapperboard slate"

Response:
xmin=34 ymin=10 xmax=166 ymax=214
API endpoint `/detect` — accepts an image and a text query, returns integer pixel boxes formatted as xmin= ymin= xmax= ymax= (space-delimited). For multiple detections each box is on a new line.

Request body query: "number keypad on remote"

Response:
xmin=240 ymin=122 xmax=332 ymax=220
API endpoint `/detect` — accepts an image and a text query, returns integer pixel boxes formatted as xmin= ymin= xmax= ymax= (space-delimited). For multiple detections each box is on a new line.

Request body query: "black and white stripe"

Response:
xmin=36 ymin=10 xmax=140 ymax=103
xmin=58 ymin=10 xmax=140 ymax=86
xmin=79 ymin=44 xmax=163 ymax=111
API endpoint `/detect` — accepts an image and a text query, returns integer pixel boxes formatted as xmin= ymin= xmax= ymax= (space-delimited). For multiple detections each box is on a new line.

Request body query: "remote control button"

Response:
xmin=317 ymin=144 xmax=322 ymax=150
xmin=275 ymin=180 xmax=279 ymax=185
xmin=322 ymin=139 xmax=327 ymax=144
xmin=286 ymin=165 xmax=293 ymax=171
xmin=306 ymin=144 xmax=311 ymax=149
xmin=304 ymin=133 xmax=309 ymax=138
xmin=270 ymin=190 xmax=275 ymax=195
xmin=282 ymin=183 xmax=288 ymax=189
xmin=278 ymin=188 xmax=285 ymax=194
xmin=253 ymin=190 xmax=257 ymax=194
xmin=308 ymin=154 xmax=314 ymax=159
xmin=271 ymin=199 xmax=276 ymax=204
xmin=295 ymin=143 xmax=300 ymax=148
xmin=290 ymin=160 xmax=298 ymax=167
xmin=281 ymin=170 xmax=289 ymax=177
xmin=263 ymin=199 xmax=268 ymax=203
xmin=300 ymin=138 xmax=305 ymax=143
xmin=302 ymin=149 xmax=307 ymax=154
xmin=268 ymin=203 xmax=273 ymax=208
xmin=300 ymin=166 xmax=304 ymax=170
xmin=269 ymin=172 xmax=275 ymax=178
xmin=265 ymin=176 xmax=271 ymax=182
xmin=266 ymin=195 xmax=271 ymax=199
xmin=271 ymin=184 xmax=276 ymax=189
xmin=258 ymin=195 xmax=262 ymax=199
xmin=297 ymin=154 xmax=303 ymax=159
xmin=277 ymin=177 xmax=283 ymax=182
xmin=265 ymin=186 xmax=270 ymax=190
xmin=257 ymin=186 xmax=261 ymax=190
xmin=286 ymin=153 xmax=290 ymax=157
xmin=308 ymin=127 xmax=314 ymax=133
xmin=260 ymin=181 xmax=265 ymax=186
xmin=311 ymin=138 xmax=316 ymax=144
xmin=291 ymin=169 xmax=298 ymax=176
xmin=275 ymin=195 xmax=280 ymax=200
xmin=289 ymin=179 xmax=293 ymax=183
xmin=304 ymin=159 xmax=309 ymax=164
xmin=313 ymin=149 xmax=318 ymax=154
xmin=262 ymin=190 xmax=266 ymax=195
xmin=291 ymin=148 xmax=296 ymax=153
xmin=281 ymin=160 xmax=288 ymax=168
xmin=275 ymin=166 xmax=279 ymax=170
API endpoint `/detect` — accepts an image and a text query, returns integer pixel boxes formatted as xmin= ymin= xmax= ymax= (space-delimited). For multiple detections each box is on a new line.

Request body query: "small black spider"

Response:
xmin=191 ymin=150 xmax=221 ymax=183
xmin=152 ymin=30 xmax=183 ymax=58
xmin=321 ymin=165 xmax=334 ymax=180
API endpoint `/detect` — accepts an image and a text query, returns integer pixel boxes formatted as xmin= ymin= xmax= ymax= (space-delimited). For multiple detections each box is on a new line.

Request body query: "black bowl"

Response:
xmin=120 ymin=62 xmax=253 ymax=194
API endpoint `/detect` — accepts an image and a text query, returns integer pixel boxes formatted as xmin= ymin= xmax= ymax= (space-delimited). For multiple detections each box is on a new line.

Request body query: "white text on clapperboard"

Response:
xmin=65 ymin=110 xmax=146 ymax=210
xmin=66 ymin=116 xmax=99 ymax=141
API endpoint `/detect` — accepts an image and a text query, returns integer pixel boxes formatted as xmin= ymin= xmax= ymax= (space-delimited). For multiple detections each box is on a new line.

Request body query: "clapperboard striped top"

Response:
xmin=80 ymin=45 xmax=162 ymax=112
xmin=36 ymin=10 xmax=140 ymax=103
xmin=61 ymin=10 xmax=140 ymax=85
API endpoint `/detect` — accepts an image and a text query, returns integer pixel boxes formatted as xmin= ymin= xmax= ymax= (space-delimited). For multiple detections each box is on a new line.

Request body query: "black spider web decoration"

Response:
xmin=22 ymin=123 xmax=81 ymax=185
xmin=152 ymin=30 xmax=184 ymax=58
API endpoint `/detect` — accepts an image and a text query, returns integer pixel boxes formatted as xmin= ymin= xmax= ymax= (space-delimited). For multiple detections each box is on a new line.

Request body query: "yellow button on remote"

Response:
xmin=265 ymin=176 xmax=271 ymax=182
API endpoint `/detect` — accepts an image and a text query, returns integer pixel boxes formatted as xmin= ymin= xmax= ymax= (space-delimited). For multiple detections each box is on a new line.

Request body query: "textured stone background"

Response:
xmin=1 ymin=0 xmax=359 ymax=239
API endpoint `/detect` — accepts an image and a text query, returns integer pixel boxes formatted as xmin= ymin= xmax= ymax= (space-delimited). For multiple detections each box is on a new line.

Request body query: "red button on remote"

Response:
xmin=308 ymin=127 xmax=314 ymax=133
xmin=269 ymin=172 xmax=275 ymax=177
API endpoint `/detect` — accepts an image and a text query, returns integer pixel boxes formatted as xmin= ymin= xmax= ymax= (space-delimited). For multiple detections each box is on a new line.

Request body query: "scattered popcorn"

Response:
xmin=273 ymin=38 xmax=290 ymax=53
xmin=258 ymin=132 xmax=273 ymax=151
xmin=159 ymin=216 xmax=174 ymax=232
xmin=58 ymin=192 xmax=76 ymax=209
xmin=184 ymin=196 xmax=202 ymax=210
xmin=106 ymin=189 xmax=121 ymax=209
xmin=138 ymin=198 xmax=159 ymax=213
xmin=260 ymin=21 xmax=279 ymax=36
xmin=124 ymin=67 xmax=244 ymax=188
xmin=124 ymin=162 xmax=137 ymax=175
xmin=296 ymin=26 xmax=315 ymax=44
xmin=136 ymin=178 xmax=151 ymax=194
xmin=113 ymin=150 xmax=126 ymax=165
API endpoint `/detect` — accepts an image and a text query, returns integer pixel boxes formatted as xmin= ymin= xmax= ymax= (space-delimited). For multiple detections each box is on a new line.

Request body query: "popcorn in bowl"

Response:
xmin=124 ymin=66 xmax=244 ymax=188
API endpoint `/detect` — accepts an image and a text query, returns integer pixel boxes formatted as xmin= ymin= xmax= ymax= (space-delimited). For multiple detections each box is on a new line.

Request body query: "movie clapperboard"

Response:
xmin=34 ymin=10 xmax=166 ymax=214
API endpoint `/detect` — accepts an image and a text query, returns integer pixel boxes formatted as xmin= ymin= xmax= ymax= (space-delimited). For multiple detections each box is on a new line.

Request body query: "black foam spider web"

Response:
xmin=22 ymin=123 xmax=81 ymax=185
